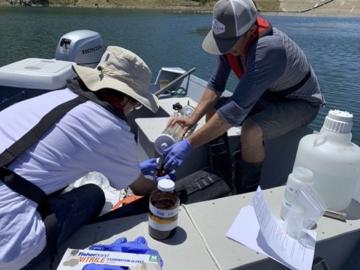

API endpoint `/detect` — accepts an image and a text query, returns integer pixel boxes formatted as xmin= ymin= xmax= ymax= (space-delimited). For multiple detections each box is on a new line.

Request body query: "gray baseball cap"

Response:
xmin=202 ymin=0 xmax=257 ymax=55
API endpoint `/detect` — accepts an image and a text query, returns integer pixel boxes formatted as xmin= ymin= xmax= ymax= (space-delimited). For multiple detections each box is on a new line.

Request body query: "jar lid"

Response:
xmin=157 ymin=179 xmax=175 ymax=192
xmin=322 ymin=109 xmax=353 ymax=133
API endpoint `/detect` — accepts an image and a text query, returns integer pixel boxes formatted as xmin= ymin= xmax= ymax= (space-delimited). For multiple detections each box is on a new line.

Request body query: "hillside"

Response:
xmin=1 ymin=0 xmax=213 ymax=10
xmin=279 ymin=0 xmax=360 ymax=16
xmin=0 ymin=0 xmax=360 ymax=16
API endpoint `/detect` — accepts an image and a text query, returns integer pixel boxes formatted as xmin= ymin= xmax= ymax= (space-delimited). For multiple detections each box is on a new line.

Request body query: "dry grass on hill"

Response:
xmin=1 ymin=0 xmax=360 ymax=16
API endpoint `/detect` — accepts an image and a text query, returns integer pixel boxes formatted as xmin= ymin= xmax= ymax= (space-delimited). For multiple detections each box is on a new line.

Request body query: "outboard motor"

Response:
xmin=0 ymin=30 xmax=104 ymax=110
xmin=55 ymin=30 xmax=104 ymax=67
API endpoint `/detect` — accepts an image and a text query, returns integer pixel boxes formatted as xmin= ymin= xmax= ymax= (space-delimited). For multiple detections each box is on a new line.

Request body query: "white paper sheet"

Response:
xmin=226 ymin=187 xmax=316 ymax=270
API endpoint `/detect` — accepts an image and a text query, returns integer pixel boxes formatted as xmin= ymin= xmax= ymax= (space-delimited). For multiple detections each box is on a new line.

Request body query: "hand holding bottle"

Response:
xmin=139 ymin=158 xmax=158 ymax=176
xmin=167 ymin=116 xmax=196 ymax=139
xmin=163 ymin=139 xmax=192 ymax=170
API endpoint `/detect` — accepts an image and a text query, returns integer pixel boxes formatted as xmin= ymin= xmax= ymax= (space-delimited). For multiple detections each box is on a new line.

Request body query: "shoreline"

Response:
xmin=0 ymin=2 xmax=360 ymax=17
xmin=0 ymin=4 xmax=213 ymax=14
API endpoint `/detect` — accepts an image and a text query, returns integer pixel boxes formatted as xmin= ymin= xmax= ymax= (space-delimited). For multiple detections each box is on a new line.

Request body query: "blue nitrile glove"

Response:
xmin=89 ymin=236 xmax=163 ymax=267
xmin=163 ymin=139 xmax=192 ymax=170
xmin=168 ymin=169 xmax=176 ymax=180
xmin=82 ymin=264 xmax=126 ymax=270
xmin=139 ymin=158 xmax=158 ymax=176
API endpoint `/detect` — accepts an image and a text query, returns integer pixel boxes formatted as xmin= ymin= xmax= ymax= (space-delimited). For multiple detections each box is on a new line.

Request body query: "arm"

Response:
xmin=188 ymin=88 xmax=221 ymax=124
xmin=163 ymin=112 xmax=231 ymax=170
xmin=216 ymin=41 xmax=287 ymax=126
xmin=188 ymin=112 xmax=231 ymax=148
xmin=129 ymin=174 xmax=156 ymax=196
xmin=168 ymin=89 xmax=221 ymax=138
xmin=168 ymin=56 xmax=231 ymax=136
xmin=163 ymin=42 xmax=287 ymax=170
xmin=191 ymin=55 xmax=231 ymax=123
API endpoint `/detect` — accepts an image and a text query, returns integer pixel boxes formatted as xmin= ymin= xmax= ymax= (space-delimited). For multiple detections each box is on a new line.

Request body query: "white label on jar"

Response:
xmin=149 ymin=202 xmax=178 ymax=218
xmin=148 ymin=214 xmax=178 ymax=231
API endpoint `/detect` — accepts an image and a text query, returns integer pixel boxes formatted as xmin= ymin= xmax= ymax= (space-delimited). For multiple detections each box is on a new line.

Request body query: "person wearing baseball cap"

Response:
xmin=163 ymin=0 xmax=324 ymax=194
xmin=0 ymin=46 xmax=166 ymax=270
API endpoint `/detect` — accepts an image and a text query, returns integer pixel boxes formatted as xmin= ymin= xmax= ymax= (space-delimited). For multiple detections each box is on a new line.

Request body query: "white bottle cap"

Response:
xmin=322 ymin=109 xmax=353 ymax=133
xmin=157 ymin=179 xmax=175 ymax=192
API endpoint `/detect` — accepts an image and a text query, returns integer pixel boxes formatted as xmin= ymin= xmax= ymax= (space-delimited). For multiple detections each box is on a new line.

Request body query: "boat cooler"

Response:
xmin=0 ymin=58 xmax=75 ymax=110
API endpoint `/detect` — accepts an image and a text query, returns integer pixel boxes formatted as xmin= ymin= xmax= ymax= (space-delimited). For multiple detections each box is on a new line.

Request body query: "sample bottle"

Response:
xmin=280 ymin=167 xmax=314 ymax=220
xmin=154 ymin=101 xmax=195 ymax=155
xmin=284 ymin=204 xmax=305 ymax=240
xmin=153 ymin=157 xmax=167 ymax=179
xmin=149 ymin=179 xmax=179 ymax=240
xmin=293 ymin=109 xmax=360 ymax=211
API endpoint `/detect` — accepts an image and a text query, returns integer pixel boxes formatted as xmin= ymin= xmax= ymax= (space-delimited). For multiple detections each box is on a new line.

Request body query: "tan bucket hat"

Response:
xmin=73 ymin=46 xmax=159 ymax=113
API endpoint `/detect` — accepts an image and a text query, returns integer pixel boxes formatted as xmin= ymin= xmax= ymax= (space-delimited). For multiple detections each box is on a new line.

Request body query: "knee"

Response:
xmin=241 ymin=119 xmax=263 ymax=145
xmin=82 ymin=184 xmax=106 ymax=206
xmin=206 ymin=109 xmax=216 ymax=121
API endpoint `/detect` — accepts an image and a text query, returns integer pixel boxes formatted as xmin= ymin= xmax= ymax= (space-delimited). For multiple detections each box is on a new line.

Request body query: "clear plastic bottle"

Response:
xmin=148 ymin=179 xmax=179 ymax=240
xmin=284 ymin=204 xmax=305 ymax=240
xmin=280 ymin=167 xmax=314 ymax=220
xmin=293 ymin=110 xmax=360 ymax=211
xmin=154 ymin=101 xmax=195 ymax=155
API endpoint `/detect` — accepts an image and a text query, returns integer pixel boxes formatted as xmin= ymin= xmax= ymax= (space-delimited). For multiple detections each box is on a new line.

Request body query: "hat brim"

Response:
xmin=202 ymin=30 xmax=239 ymax=55
xmin=73 ymin=65 xmax=159 ymax=113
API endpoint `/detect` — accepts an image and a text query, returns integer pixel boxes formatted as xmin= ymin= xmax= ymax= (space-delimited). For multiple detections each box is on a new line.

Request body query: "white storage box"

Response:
xmin=0 ymin=58 xmax=75 ymax=90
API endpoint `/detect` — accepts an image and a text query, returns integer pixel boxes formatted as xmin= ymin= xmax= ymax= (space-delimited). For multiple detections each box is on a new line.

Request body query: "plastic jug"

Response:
xmin=293 ymin=110 xmax=360 ymax=211
xmin=353 ymin=176 xmax=360 ymax=203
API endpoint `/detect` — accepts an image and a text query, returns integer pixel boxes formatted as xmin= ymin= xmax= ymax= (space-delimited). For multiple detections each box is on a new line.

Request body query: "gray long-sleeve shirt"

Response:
xmin=207 ymin=27 xmax=324 ymax=126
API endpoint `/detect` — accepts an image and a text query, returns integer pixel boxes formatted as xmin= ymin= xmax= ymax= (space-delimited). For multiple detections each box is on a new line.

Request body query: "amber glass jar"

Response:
xmin=148 ymin=179 xmax=179 ymax=240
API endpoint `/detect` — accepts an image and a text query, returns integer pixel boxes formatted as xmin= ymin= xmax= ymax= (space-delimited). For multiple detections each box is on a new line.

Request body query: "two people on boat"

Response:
xmin=0 ymin=46 xmax=164 ymax=270
xmin=163 ymin=0 xmax=325 ymax=194
xmin=0 ymin=0 xmax=326 ymax=269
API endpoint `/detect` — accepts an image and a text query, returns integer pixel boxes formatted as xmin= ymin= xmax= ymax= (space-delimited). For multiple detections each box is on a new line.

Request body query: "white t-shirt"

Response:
xmin=0 ymin=89 xmax=141 ymax=270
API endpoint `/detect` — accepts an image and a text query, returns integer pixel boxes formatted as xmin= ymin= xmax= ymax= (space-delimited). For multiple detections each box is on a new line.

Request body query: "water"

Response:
xmin=1 ymin=7 xmax=360 ymax=144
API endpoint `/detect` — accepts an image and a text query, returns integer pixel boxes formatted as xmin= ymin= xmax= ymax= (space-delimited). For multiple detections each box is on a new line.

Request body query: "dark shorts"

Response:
xmin=216 ymin=94 xmax=320 ymax=142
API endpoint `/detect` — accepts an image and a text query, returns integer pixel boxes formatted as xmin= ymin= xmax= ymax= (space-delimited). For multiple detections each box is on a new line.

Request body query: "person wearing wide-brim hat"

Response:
xmin=73 ymin=46 xmax=159 ymax=114
xmin=163 ymin=0 xmax=324 ymax=194
xmin=0 ymin=46 xmax=164 ymax=270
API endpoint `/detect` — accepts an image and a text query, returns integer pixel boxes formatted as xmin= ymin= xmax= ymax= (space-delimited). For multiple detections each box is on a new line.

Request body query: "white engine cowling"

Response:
xmin=55 ymin=30 xmax=104 ymax=67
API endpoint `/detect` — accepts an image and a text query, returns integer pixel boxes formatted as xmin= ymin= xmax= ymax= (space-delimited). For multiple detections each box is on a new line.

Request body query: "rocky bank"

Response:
xmin=0 ymin=0 xmax=359 ymax=16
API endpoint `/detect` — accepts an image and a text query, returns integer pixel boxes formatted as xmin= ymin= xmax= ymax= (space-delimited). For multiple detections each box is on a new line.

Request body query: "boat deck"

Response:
xmin=34 ymin=187 xmax=360 ymax=270
xmin=2 ymin=65 xmax=359 ymax=269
